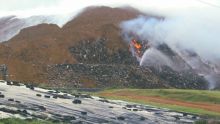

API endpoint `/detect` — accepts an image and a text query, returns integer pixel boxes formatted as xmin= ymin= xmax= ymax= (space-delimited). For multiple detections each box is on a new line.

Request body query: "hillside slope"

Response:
xmin=0 ymin=6 xmax=140 ymax=83
xmin=0 ymin=6 xmax=208 ymax=89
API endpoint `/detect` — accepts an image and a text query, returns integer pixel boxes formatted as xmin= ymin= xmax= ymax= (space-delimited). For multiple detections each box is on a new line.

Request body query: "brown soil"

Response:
xmin=100 ymin=91 xmax=220 ymax=113
xmin=0 ymin=6 xmax=141 ymax=83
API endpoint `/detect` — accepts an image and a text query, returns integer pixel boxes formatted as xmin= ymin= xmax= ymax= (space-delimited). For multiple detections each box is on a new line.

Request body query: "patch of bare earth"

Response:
xmin=100 ymin=91 xmax=220 ymax=113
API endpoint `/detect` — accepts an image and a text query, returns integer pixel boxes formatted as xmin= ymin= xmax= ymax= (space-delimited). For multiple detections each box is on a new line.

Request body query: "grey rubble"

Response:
xmin=46 ymin=38 xmax=208 ymax=89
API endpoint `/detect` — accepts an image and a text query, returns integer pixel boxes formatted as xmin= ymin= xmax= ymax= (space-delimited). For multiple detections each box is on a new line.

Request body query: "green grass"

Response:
xmin=99 ymin=89 xmax=220 ymax=104
xmin=95 ymin=89 xmax=220 ymax=118
xmin=0 ymin=118 xmax=61 ymax=124
xmin=194 ymin=120 xmax=208 ymax=124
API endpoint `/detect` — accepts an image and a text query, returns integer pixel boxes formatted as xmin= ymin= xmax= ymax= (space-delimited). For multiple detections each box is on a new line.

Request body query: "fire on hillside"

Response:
xmin=129 ymin=38 xmax=149 ymax=60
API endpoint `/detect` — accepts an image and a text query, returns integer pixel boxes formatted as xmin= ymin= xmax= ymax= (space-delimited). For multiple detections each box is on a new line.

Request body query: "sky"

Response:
xmin=0 ymin=0 xmax=219 ymax=17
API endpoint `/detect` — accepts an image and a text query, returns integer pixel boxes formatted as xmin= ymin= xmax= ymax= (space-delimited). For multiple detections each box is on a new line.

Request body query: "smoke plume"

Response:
xmin=120 ymin=3 xmax=220 ymax=89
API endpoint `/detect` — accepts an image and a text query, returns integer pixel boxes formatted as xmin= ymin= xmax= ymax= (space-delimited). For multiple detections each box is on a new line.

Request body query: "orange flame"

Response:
xmin=130 ymin=39 xmax=142 ymax=57
xmin=131 ymin=39 xmax=142 ymax=49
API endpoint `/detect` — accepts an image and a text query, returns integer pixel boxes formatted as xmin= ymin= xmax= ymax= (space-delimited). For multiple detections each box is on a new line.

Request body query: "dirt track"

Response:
xmin=100 ymin=91 xmax=220 ymax=113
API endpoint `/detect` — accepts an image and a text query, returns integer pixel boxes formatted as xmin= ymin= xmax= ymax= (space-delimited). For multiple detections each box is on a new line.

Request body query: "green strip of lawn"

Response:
xmin=0 ymin=118 xmax=60 ymax=124
xmin=95 ymin=89 xmax=220 ymax=118
xmin=99 ymin=89 xmax=220 ymax=104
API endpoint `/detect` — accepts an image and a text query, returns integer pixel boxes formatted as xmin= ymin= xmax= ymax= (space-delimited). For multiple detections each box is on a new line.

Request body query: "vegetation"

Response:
xmin=0 ymin=118 xmax=61 ymax=124
xmin=95 ymin=89 xmax=220 ymax=118
xmin=194 ymin=120 xmax=207 ymax=124
xmin=98 ymin=89 xmax=220 ymax=104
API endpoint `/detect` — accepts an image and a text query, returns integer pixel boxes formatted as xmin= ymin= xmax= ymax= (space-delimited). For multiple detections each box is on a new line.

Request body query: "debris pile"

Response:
xmin=47 ymin=64 xmax=207 ymax=89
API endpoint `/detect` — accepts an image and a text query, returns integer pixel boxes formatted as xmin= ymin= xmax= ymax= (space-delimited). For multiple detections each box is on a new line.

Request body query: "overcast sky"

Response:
xmin=0 ymin=0 xmax=219 ymax=17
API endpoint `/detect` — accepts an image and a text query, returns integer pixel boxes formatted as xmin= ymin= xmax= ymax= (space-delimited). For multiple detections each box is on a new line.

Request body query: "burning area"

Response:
xmin=128 ymin=37 xmax=150 ymax=61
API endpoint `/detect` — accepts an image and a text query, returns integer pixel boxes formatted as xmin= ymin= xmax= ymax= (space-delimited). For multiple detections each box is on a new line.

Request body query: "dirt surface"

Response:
xmin=100 ymin=91 xmax=220 ymax=113
xmin=0 ymin=6 xmax=140 ymax=83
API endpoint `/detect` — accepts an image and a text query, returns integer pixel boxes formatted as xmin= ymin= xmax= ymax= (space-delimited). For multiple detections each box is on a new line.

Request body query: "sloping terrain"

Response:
xmin=0 ymin=6 xmax=208 ymax=89
xmin=0 ymin=6 xmax=140 ymax=83
xmin=47 ymin=38 xmax=207 ymax=89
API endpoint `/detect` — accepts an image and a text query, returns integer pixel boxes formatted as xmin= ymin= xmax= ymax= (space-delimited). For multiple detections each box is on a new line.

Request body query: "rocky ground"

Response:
xmin=47 ymin=63 xmax=208 ymax=89
xmin=47 ymin=64 xmax=163 ymax=88
xmin=0 ymin=80 xmax=200 ymax=124
xmin=50 ymin=37 xmax=207 ymax=89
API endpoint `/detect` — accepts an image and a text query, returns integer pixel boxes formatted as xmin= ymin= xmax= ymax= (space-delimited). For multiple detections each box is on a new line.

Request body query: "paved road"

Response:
xmin=0 ymin=81 xmax=199 ymax=124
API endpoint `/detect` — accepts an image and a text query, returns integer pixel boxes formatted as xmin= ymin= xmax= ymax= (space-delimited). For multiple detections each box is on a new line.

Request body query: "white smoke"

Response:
xmin=120 ymin=2 xmax=220 ymax=89
xmin=121 ymin=10 xmax=220 ymax=61
xmin=1 ymin=0 xmax=219 ymax=42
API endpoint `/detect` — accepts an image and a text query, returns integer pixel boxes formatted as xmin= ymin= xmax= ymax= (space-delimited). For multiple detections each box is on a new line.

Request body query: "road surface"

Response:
xmin=0 ymin=81 xmax=199 ymax=124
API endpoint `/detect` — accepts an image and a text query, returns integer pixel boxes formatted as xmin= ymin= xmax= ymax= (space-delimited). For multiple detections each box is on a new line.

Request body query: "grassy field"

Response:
xmin=95 ymin=89 xmax=220 ymax=118
xmin=98 ymin=89 xmax=220 ymax=104
xmin=0 ymin=118 xmax=60 ymax=124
